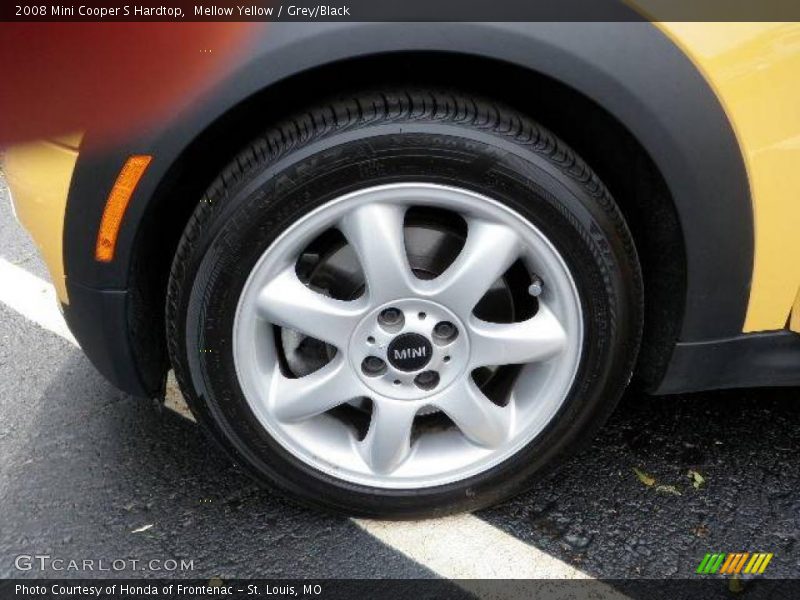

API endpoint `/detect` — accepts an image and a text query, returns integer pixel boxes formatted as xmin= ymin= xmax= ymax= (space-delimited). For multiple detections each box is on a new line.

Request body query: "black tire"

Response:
xmin=166 ymin=88 xmax=643 ymax=518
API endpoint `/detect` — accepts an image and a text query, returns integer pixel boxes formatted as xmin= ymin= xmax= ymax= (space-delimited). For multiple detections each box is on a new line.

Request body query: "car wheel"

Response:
xmin=166 ymin=89 xmax=643 ymax=517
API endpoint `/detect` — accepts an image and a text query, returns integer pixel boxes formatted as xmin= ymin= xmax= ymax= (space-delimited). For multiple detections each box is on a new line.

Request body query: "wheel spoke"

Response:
xmin=469 ymin=302 xmax=568 ymax=368
xmin=434 ymin=379 xmax=512 ymax=448
xmin=360 ymin=401 xmax=418 ymax=474
xmin=424 ymin=218 xmax=521 ymax=318
xmin=256 ymin=267 xmax=367 ymax=347
xmin=338 ymin=203 xmax=416 ymax=302
xmin=271 ymin=356 xmax=365 ymax=422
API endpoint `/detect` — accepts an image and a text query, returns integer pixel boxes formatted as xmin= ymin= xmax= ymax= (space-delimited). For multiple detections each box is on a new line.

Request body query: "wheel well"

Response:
xmin=132 ymin=51 xmax=686 ymax=392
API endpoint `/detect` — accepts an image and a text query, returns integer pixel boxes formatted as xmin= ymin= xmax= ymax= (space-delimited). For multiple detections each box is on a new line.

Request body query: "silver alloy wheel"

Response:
xmin=233 ymin=183 xmax=583 ymax=489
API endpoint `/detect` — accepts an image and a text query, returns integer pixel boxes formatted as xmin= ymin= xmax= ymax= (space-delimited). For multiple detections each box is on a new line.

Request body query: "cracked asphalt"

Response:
xmin=1 ymin=177 xmax=798 ymax=583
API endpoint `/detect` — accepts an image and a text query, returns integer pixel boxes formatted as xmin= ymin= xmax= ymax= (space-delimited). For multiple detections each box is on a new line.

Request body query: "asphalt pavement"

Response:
xmin=1 ymin=176 xmax=798 ymax=586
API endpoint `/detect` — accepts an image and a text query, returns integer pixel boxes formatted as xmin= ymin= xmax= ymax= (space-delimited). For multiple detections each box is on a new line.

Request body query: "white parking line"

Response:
xmin=165 ymin=372 xmax=197 ymax=422
xmin=0 ymin=257 xmax=77 ymax=345
xmin=0 ymin=257 xmax=624 ymax=595
xmin=355 ymin=515 xmax=590 ymax=579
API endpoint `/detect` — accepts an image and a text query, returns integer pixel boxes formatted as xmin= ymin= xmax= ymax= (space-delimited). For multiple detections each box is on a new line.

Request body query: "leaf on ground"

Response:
xmin=131 ymin=523 xmax=153 ymax=533
xmin=632 ymin=467 xmax=655 ymax=487
xmin=688 ymin=469 xmax=706 ymax=489
xmin=655 ymin=484 xmax=682 ymax=496
xmin=729 ymin=575 xmax=745 ymax=594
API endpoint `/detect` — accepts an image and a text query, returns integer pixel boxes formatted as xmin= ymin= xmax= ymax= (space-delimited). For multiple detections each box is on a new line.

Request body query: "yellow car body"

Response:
xmin=4 ymin=135 xmax=80 ymax=303
xmin=660 ymin=23 xmax=800 ymax=333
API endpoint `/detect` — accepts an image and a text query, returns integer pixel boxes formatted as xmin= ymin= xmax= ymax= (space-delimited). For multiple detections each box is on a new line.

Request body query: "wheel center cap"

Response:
xmin=387 ymin=333 xmax=433 ymax=372
xmin=349 ymin=298 xmax=469 ymax=400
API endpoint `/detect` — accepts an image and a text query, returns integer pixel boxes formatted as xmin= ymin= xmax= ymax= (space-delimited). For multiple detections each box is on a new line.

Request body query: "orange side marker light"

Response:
xmin=95 ymin=155 xmax=152 ymax=262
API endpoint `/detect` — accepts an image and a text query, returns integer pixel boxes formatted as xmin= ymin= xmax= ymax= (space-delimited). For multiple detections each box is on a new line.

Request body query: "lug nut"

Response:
xmin=528 ymin=276 xmax=544 ymax=297
xmin=414 ymin=370 xmax=440 ymax=391
xmin=378 ymin=307 xmax=404 ymax=331
xmin=433 ymin=321 xmax=458 ymax=344
xmin=361 ymin=356 xmax=387 ymax=377
xmin=380 ymin=307 xmax=402 ymax=324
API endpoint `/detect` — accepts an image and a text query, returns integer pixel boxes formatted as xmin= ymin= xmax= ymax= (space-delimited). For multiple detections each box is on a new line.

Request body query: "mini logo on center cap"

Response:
xmin=387 ymin=333 xmax=433 ymax=372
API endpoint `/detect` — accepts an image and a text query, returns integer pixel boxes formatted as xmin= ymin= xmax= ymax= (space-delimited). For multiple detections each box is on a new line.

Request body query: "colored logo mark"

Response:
xmin=696 ymin=553 xmax=773 ymax=575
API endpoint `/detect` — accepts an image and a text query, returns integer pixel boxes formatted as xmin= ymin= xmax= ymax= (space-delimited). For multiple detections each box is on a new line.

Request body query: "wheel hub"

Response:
xmin=349 ymin=298 xmax=469 ymax=401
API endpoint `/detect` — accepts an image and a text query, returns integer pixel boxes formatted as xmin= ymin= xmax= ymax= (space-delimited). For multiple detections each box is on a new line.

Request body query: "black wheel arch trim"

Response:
xmin=63 ymin=22 xmax=752 ymax=396
xmin=655 ymin=333 xmax=800 ymax=394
